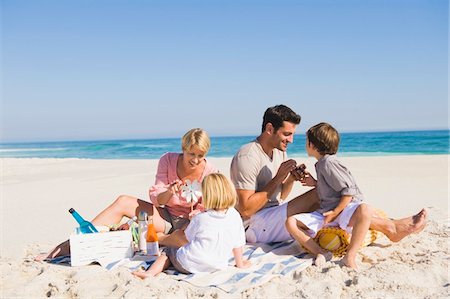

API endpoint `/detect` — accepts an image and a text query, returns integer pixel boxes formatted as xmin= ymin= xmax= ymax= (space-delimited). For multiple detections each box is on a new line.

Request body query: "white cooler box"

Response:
xmin=69 ymin=230 xmax=134 ymax=267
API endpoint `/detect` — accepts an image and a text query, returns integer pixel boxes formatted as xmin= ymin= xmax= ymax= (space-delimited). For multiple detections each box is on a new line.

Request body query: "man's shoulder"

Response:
xmin=230 ymin=141 xmax=262 ymax=178
xmin=234 ymin=140 xmax=265 ymax=159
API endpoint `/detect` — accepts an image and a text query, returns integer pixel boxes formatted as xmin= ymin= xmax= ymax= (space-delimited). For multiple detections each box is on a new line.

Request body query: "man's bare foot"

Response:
xmin=314 ymin=252 xmax=332 ymax=267
xmin=388 ymin=208 xmax=427 ymax=242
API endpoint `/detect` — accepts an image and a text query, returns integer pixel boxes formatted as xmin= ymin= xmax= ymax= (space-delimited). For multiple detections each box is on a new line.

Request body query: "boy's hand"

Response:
xmin=290 ymin=163 xmax=306 ymax=181
xmin=300 ymin=171 xmax=317 ymax=187
xmin=322 ymin=210 xmax=339 ymax=225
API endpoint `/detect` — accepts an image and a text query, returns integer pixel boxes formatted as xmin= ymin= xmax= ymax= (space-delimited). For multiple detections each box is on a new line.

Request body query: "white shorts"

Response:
xmin=293 ymin=201 xmax=364 ymax=237
xmin=245 ymin=204 xmax=292 ymax=243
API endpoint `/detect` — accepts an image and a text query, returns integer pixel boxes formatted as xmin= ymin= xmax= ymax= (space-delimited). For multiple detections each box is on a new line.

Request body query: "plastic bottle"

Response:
xmin=138 ymin=211 xmax=148 ymax=253
xmin=146 ymin=216 xmax=159 ymax=256
xmin=69 ymin=208 xmax=98 ymax=234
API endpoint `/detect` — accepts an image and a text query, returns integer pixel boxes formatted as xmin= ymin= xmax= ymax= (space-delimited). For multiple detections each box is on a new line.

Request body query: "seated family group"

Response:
xmin=38 ymin=105 xmax=427 ymax=275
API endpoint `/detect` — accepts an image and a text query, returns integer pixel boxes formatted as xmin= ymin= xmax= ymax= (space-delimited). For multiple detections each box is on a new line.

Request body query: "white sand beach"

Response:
xmin=1 ymin=155 xmax=449 ymax=298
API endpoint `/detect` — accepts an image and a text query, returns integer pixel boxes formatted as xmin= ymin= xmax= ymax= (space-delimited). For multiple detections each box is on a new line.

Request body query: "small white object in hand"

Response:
xmin=181 ymin=179 xmax=202 ymax=204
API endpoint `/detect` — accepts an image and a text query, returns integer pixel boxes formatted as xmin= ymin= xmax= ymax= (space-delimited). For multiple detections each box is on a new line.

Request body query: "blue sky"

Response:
xmin=1 ymin=0 xmax=448 ymax=142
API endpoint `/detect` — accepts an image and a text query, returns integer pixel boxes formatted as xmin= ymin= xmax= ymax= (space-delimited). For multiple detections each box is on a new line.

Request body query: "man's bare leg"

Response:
xmin=286 ymin=188 xmax=427 ymax=242
xmin=370 ymin=208 xmax=427 ymax=242
xmin=286 ymin=188 xmax=320 ymax=217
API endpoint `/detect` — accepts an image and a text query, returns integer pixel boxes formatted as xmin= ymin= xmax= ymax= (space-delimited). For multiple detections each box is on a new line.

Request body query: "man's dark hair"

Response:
xmin=261 ymin=105 xmax=301 ymax=133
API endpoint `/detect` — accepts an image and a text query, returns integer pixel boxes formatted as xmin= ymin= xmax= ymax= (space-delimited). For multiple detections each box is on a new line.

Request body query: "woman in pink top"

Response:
xmin=148 ymin=132 xmax=218 ymax=234
xmin=36 ymin=128 xmax=218 ymax=261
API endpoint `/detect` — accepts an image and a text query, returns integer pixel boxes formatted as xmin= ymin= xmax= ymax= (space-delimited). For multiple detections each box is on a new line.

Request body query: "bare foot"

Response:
xmin=342 ymin=254 xmax=358 ymax=270
xmin=132 ymin=270 xmax=154 ymax=279
xmin=314 ymin=252 xmax=332 ymax=267
xmin=34 ymin=253 xmax=51 ymax=262
xmin=389 ymin=208 xmax=427 ymax=242
xmin=34 ymin=240 xmax=70 ymax=262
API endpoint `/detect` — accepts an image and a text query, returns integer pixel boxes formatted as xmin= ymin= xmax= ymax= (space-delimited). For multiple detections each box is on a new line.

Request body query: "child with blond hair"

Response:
xmin=133 ymin=173 xmax=251 ymax=278
xmin=286 ymin=122 xmax=373 ymax=269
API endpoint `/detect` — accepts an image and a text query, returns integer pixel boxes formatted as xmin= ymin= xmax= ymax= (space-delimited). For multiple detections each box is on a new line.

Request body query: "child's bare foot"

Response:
xmin=132 ymin=270 xmax=154 ymax=279
xmin=236 ymin=259 xmax=252 ymax=269
xmin=314 ymin=252 xmax=332 ymax=267
xmin=342 ymin=254 xmax=358 ymax=270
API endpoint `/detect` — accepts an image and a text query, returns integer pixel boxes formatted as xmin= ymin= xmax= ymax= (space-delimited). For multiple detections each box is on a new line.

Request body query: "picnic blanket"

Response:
xmin=164 ymin=240 xmax=312 ymax=293
xmin=48 ymin=240 xmax=312 ymax=294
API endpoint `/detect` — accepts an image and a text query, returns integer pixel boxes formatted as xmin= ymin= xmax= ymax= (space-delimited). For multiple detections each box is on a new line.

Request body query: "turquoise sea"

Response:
xmin=0 ymin=130 xmax=448 ymax=159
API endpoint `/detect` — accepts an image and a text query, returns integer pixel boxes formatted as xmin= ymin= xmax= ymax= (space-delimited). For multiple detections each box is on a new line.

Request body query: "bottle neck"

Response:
xmin=70 ymin=210 xmax=86 ymax=224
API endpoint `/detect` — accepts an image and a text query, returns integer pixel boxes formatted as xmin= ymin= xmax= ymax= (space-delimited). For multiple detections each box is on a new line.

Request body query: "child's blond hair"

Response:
xmin=201 ymin=173 xmax=237 ymax=210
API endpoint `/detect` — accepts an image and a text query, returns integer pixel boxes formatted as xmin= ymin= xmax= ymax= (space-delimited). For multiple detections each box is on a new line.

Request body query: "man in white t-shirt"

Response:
xmin=230 ymin=105 xmax=427 ymax=244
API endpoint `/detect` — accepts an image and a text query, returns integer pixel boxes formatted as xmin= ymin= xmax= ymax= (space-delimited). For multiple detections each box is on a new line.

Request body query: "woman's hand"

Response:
xmin=188 ymin=209 xmax=202 ymax=219
xmin=168 ymin=179 xmax=183 ymax=195
xmin=157 ymin=179 xmax=184 ymax=206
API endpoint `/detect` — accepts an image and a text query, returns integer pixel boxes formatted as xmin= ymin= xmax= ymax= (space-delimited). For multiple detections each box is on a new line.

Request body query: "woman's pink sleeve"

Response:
xmin=205 ymin=162 xmax=219 ymax=175
xmin=148 ymin=154 xmax=170 ymax=205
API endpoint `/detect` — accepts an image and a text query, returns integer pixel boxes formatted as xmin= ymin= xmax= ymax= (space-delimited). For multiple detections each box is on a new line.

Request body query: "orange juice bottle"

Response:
xmin=146 ymin=217 xmax=159 ymax=256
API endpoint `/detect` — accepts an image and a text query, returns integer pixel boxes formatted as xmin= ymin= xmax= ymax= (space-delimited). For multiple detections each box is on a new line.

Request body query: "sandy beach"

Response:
xmin=1 ymin=155 xmax=449 ymax=298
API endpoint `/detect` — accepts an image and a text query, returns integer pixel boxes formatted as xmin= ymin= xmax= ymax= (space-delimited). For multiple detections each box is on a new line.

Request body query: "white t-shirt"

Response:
xmin=230 ymin=140 xmax=287 ymax=209
xmin=176 ymin=208 xmax=246 ymax=273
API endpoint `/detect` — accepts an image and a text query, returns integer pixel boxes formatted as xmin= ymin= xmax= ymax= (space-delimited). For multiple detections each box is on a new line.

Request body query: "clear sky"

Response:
xmin=1 ymin=0 xmax=448 ymax=142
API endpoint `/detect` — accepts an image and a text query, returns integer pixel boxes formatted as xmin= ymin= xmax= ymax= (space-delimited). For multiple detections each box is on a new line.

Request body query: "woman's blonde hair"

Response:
xmin=201 ymin=173 xmax=237 ymax=210
xmin=181 ymin=128 xmax=211 ymax=154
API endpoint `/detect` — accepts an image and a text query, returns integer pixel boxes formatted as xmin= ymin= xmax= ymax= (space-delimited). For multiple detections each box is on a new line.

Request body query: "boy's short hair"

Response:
xmin=307 ymin=122 xmax=340 ymax=155
xmin=261 ymin=105 xmax=301 ymax=133
xmin=201 ymin=173 xmax=237 ymax=210
xmin=181 ymin=128 xmax=211 ymax=154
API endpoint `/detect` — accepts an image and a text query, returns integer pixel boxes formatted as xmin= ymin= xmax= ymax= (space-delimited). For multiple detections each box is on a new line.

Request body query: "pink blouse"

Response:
xmin=149 ymin=152 xmax=218 ymax=218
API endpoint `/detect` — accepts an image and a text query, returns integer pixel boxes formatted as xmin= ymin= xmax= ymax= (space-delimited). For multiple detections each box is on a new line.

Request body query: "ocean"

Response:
xmin=0 ymin=130 xmax=448 ymax=159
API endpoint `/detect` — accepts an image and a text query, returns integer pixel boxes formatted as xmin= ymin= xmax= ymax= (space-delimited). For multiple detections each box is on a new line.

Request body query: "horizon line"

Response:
xmin=1 ymin=127 xmax=449 ymax=145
